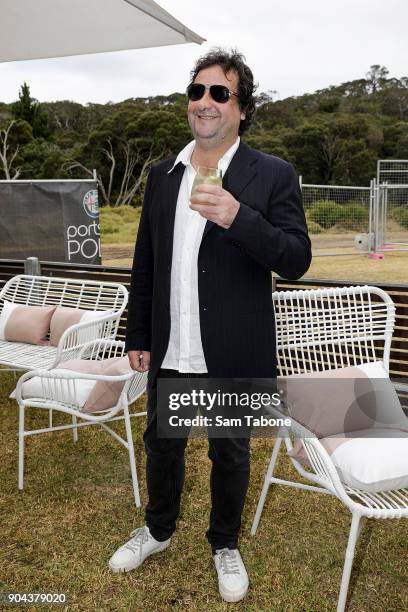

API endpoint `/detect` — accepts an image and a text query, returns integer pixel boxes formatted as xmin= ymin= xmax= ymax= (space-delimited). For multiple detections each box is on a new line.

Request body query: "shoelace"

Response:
xmin=217 ymin=549 xmax=240 ymax=575
xmin=124 ymin=527 xmax=152 ymax=561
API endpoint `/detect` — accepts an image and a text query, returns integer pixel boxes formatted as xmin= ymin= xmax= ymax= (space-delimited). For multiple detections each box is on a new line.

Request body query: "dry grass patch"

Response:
xmin=1 ymin=371 xmax=407 ymax=611
xmin=306 ymin=251 xmax=408 ymax=284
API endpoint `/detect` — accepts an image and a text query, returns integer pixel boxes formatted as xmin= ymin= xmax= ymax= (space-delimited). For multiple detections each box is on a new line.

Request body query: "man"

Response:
xmin=109 ymin=48 xmax=311 ymax=603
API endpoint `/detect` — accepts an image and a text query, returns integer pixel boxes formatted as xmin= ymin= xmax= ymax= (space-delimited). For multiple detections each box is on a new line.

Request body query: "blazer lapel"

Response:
xmin=164 ymin=162 xmax=185 ymax=260
xmin=203 ymin=141 xmax=258 ymax=239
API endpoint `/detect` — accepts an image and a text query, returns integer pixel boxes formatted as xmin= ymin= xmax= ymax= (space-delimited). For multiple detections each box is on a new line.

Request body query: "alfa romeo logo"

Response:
xmin=83 ymin=190 xmax=99 ymax=218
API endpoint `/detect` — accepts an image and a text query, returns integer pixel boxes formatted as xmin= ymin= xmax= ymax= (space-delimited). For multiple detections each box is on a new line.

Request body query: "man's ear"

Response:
xmin=240 ymin=112 xmax=246 ymax=120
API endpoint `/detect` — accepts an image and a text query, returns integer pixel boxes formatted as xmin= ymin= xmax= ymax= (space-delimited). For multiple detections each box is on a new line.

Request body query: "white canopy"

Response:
xmin=0 ymin=0 xmax=205 ymax=62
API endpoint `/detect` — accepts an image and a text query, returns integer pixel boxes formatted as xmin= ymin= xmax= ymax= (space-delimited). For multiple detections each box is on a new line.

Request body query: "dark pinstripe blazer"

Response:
xmin=125 ymin=141 xmax=311 ymax=384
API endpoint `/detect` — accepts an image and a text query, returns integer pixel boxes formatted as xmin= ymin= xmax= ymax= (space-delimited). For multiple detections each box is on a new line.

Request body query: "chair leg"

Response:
xmin=337 ymin=513 xmax=365 ymax=612
xmin=123 ymin=404 xmax=141 ymax=508
xmin=49 ymin=409 xmax=53 ymax=429
xmin=18 ymin=403 xmax=25 ymax=490
xmin=72 ymin=415 xmax=78 ymax=442
xmin=251 ymin=434 xmax=283 ymax=535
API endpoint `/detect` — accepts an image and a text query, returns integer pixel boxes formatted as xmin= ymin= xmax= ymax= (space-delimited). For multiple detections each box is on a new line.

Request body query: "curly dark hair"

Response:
xmin=189 ymin=48 xmax=257 ymax=135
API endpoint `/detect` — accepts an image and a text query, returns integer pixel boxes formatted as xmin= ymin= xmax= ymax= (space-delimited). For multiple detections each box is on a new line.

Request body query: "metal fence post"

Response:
xmin=24 ymin=257 xmax=41 ymax=276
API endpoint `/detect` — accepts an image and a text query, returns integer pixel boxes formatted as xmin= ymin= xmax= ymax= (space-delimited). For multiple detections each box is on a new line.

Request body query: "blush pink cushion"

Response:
xmin=283 ymin=362 xmax=408 ymax=492
xmin=56 ymin=358 xmax=109 ymax=375
xmin=83 ymin=356 xmax=132 ymax=413
xmin=278 ymin=361 xmax=403 ymax=438
xmin=49 ymin=307 xmax=110 ymax=346
xmin=3 ymin=303 xmax=56 ymax=344
xmin=11 ymin=357 xmax=134 ymax=413
xmin=49 ymin=307 xmax=84 ymax=346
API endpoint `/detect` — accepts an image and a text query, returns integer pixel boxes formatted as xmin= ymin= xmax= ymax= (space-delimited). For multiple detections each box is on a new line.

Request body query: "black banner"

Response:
xmin=0 ymin=180 xmax=101 ymax=264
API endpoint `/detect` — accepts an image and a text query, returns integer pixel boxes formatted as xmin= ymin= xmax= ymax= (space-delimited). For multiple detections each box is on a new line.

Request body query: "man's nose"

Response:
xmin=198 ymin=87 xmax=213 ymax=108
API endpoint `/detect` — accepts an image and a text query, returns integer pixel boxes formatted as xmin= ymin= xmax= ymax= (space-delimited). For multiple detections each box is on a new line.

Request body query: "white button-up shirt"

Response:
xmin=161 ymin=137 xmax=240 ymax=373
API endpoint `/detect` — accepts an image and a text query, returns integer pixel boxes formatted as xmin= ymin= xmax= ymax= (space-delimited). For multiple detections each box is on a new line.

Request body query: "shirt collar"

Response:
xmin=167 ymin=137 xmax=240 ymax=174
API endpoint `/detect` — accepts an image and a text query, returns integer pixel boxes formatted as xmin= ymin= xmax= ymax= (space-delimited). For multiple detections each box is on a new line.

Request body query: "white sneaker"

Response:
xmin=108 ymin=526 xmax=171 ymax=573
xmin=214 ymin=548 xmax=249 ymax=603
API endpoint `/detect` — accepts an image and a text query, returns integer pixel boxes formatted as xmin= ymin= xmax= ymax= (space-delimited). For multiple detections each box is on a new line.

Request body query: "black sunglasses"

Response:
xmin=186 ymin=83 xmax=238 ymax=104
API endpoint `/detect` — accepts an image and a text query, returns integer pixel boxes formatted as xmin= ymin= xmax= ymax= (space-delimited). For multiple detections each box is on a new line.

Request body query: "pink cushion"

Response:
xmin=50 ymin=307 xmax=110 ymax=346
xmin=12 ymin=357 xmax=135 ymax=414
xmin=83 ymin=357 xmax=132 ymax=412
xmin=56 ymin=358 xmax=109 ymax=375
xmin=3 ymin=304 xmax=56 ymax=344
xmin=56 ymin=356 xmax=132 ymax=413
xmin=278 ymin=362 xmax=403 ymax=438
xmin=49 ymin=307 xmax=84 ymax=346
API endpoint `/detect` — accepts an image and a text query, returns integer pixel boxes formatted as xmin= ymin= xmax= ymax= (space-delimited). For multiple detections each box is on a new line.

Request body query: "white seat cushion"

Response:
xmin=325 ymin=428 xmax=408 ymax=493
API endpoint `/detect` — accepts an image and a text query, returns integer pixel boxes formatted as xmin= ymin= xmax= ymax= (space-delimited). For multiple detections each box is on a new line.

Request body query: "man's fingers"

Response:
xmin=190 ymin=192 xmax=219 ymax=206
xmin=189 ymin=205 xmax=219 ymax=222
xmin=194 ymin=183 xmax=224 ymax=195
xmin=128 ymin=350 xmax=150 ymax=372
xmin=189 ymin=203 xmax=217 ymax=213
xmin=141 ymin=351 xmax=150 ymax=372
xmin=128 ymin=350 xmax=141 ymax=370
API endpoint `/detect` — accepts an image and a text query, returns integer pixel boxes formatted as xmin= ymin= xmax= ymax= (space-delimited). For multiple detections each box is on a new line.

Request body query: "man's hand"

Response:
xmin=128 ymin=350 xmax=150 ymax=373
xmin=190 ymin=184 xmax=240 ymax=229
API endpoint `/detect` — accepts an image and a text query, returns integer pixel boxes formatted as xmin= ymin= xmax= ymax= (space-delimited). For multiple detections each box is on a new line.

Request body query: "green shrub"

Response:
xmin=391 ymin=208 xmax=408 ymax=229
xmin=99 ymin=205 xmax=141 ymax=244
xmin=305 ymin=218 xmax=323 ymax=234
xmin=309 ymin=200 xmax=343 ymax=229
xmin=337 ymin=203 xmax=369 ymax=231
xmin=101 ymin=224 xmax=119 ymax=235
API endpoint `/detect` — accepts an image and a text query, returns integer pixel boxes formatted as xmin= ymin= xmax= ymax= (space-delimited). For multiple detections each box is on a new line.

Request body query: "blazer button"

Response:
xmin=232 ymin=240 xmax=240 ymax=247
xmin=201 ymin=269 xmax=206 ymax=273
xmin=202 ymin=306 xmax=208 ymax=311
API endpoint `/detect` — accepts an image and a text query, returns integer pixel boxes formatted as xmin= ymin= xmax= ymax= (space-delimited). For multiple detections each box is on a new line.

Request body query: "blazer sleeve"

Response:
xmin=223 ymin=161 xmax=312 ymax=279
xmin=125 ymin=167 xmax=155 ymax=352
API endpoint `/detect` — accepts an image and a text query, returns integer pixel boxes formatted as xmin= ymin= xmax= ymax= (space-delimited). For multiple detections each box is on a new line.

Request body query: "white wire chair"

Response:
xmin=251 ymin=285 xmax=408 ymax=612
xmin=0 ymin=274 xmax=128 ymax=370
xmin=15 ymin=339 xmax=147 ymax=507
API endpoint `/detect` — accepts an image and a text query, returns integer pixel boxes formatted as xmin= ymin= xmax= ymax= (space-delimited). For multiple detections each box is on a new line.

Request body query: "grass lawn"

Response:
xmin=99 ymin=206 xmax=142 ymax=246
xmin=306 ymin=251 xmax=408 ymax=284
xmin=1 ymin=371 xmax=406 ymax=611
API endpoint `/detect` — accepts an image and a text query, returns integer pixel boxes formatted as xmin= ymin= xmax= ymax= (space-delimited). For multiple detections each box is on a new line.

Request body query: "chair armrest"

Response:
xmin=52 ymin=312 xmax=122 ymax=366
xmin=15 ymin=367 xmax=137 ymax=422
xmin=127 ymin=370 xmax=148 ymax=404
xmin=267 ymin=403 xmax=353 ymax=501
xmin=78 ymin=338 xmax=126 ymax=360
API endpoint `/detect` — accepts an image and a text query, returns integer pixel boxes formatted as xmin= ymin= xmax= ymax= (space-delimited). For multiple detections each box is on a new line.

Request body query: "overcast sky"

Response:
xmin=0 ymin=0 xmax=407 ymax=105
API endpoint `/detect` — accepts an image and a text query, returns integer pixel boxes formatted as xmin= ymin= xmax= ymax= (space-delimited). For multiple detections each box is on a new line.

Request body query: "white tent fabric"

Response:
xmin=0 ymin=0 xmax=205 ymax=63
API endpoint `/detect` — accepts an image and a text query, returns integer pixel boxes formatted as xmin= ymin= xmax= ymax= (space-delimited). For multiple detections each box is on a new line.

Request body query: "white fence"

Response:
xmin=373 ymin=181 xmax=408 ymax=252
xmin=377 ymin=160 xmax=408 ymax=185
xmin=303 ymin=160 xmax=408 ymax=257
xmin=302 ymin=183 xmax=372 ymax=256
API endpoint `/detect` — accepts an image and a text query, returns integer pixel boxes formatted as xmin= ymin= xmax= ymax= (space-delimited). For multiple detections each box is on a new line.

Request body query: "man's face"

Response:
xmin=187 ymin=64 xmax=245 ymax=145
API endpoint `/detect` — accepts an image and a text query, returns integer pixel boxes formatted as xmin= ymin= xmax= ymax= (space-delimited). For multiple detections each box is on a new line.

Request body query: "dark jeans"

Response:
xmin=144 ymin=369 xmax=250 ymax=553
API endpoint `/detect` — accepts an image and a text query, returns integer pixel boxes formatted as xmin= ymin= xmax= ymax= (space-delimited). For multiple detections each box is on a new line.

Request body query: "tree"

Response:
xmin=366 ymin=65 xmax=389 ymax=94
xmin=255 ymin=90 xmax=278 ymax=108
xmin=64 ymin=138 xmax=161 ymax=206
xmin=0 ymin=120 xmax=26 ymax=179
xmin=11 ymin=82 xmax=49 ymax=138
xmin=378 ymin=77 xmax=408 ymax=120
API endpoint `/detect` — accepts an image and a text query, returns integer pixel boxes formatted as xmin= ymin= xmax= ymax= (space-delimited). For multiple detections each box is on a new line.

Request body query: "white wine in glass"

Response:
xmin=191 ymin=166 xmax=222 ymax=194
